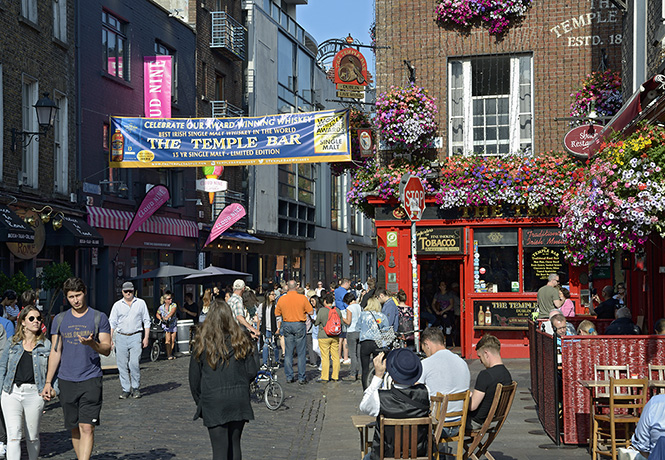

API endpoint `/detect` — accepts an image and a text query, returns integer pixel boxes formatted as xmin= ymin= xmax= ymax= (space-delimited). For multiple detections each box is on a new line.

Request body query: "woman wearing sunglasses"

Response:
xmin=0 ymin=306 xmax=52 ymax=460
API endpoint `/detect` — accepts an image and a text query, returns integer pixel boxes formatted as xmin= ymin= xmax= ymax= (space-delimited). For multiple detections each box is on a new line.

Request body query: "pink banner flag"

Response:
xmin=204 ymin=204 xmax=246 ymax=247
xmin=123 ymin=185 xmax=170 ymax=243
xmin=144 ymin=56 xmax=172 ymax=118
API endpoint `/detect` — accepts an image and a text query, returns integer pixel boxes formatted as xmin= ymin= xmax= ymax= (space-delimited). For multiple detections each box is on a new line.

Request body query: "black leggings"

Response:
xmin=208 ymin=420 xmax=246 ymax=460
xmin=360 ymin=340 xmax=380 ymax=390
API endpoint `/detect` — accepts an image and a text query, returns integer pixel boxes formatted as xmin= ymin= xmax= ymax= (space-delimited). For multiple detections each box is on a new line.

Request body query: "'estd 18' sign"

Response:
xmin=401 ymin=176 xmax=425 ymax=221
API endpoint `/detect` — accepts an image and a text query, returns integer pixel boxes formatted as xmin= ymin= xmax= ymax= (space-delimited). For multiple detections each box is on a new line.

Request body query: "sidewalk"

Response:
xmin=35 ymin=354 xmax=591 ymax=459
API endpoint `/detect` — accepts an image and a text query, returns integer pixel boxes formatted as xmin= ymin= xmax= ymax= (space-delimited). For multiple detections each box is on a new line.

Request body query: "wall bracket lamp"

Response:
xmin=11 ymin=93 xmax=59 ymax=153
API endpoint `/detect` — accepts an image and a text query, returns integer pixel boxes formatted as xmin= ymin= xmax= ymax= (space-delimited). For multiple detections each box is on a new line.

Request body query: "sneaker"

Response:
xmin=260 ymin=364 xmax=268 ymax=370
xmin=119 ymin=391 xmax=131 ymax=399
xmin=342 ymin=359 xmax=351 ymax=365
xmin=298 ymin=379 xmax=307 ymax=385
xmin=131 ymin=388 xmax=142 ymax=399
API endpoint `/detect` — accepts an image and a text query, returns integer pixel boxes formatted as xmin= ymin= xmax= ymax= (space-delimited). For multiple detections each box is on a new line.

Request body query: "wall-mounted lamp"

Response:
xmin=99 ymin=180 xmax=129 ymax=192
xmin=24 ymin=206 xmax=65 ymax=230
xmin=51 ymin=212 xmax=65 ymax=230
xmin=11 ymin=93 xmax=59 ymax=152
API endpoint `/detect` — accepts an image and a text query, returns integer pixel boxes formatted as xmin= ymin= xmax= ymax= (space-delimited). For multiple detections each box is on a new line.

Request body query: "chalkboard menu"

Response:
xmin=523 ymin=228 xmax=565 ymax=247
xmin=416 ymin=227 xmax=463 ymax=254
xmin=473 ymin=300 xmax=537 ymax=328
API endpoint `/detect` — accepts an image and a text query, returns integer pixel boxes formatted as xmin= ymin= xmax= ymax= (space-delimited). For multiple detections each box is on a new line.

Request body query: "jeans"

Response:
xmin=282 ymin=322 xmax=307 ymax=382
xmin=2 ymin=384 xmax=44 ymax=460
xmin=115 ymin=333 xmax=142 ymax=392
xmin=346 ymin=331 xmax=360 ymax=378
xmin=318 ymin=337 xmax=340 ymax=381
xmin=261 ymin=330 xmax=280 ymax=367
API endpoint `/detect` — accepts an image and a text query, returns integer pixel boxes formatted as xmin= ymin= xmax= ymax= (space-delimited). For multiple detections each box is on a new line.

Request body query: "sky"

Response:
xmin=296 ymin=0 xmax=375 ymax=74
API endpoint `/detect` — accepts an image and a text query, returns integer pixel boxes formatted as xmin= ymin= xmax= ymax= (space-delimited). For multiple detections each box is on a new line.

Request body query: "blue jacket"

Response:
xmin=382 ymin=298 xmax=400 ymax=332
xmin=0 ymin=338 xmax=52 ymax=394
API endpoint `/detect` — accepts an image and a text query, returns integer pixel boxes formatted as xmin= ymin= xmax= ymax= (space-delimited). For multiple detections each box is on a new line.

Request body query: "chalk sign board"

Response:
xmin=473 ymin=300 xmax=537 ymax=329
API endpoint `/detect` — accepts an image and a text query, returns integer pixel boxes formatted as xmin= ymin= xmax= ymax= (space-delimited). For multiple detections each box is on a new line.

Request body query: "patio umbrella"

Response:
xmin=178 ymin=264 xmax=250 ymax=284
xmin=131 ymin=265 xmax=204 ymax=280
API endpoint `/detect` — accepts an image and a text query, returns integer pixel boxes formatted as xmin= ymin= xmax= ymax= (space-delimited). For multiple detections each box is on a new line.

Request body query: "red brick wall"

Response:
xmin=375 ymin=0 xmax=624 ymax=155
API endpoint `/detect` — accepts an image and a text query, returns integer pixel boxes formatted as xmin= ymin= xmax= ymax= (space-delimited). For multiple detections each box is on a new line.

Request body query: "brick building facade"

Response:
xmin=374 ymin=0 xmax=624 ymax=156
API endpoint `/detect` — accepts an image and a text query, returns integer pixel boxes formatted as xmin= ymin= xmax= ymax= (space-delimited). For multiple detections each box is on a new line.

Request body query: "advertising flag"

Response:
xmin=204 ymin=204 xmax=246 ymax=247
xmin=144 ymin=56 xmax=172 ymax=118
xmin=123 ymin=185 xmax=170 ymax=243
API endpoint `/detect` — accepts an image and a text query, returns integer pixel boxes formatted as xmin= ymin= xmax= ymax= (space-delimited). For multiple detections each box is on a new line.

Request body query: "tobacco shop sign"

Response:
xmin=416 ymin=227 xmax=463 ymax=254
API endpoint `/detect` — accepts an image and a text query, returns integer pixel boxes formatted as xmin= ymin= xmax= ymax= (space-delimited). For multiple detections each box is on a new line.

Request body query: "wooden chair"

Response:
xmin=379 ymin=416 xmax=433 ymax=460
xmin=431 ymin=390 xmax=470 ymax=460
xmin=594 ymin=365 xmax=631 ymax=398
xmin=464 ymin=382 xmax=517 ymax=460
xmin=591 ymin=377 xmax=648 ymax=460
xmin=648 ymin=364 xmax=665 ymax=394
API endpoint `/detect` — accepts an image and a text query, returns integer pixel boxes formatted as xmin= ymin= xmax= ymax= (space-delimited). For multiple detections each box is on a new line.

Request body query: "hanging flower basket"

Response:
xmin=435 ymin=152 xmax=581 ymax=210
xmin=330 ymin=108 xmax=374 ymax=176
xmin=559 ymin=125 xmax=665 ymax=265
xmin=435 ymin=0 xmax=532 ymax=35
xmin=375 ymin=84 xmax=438 ymax=155
xmin=570 ymin=70 xmax=622 ymax=120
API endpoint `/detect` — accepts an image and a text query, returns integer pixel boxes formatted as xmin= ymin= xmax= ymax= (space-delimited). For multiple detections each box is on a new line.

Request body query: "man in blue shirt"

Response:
xmin=334 ymin=279 xmax=350 ymax=311
xmin=631 ymin=394 xmax=665 ymax=458
xmin=377 ymin=288 xmax=399 ymax=333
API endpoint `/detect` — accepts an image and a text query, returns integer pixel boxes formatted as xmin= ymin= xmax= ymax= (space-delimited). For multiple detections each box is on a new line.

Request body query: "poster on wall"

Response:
xmin=109 ymin=110 xmax=351 ymax=168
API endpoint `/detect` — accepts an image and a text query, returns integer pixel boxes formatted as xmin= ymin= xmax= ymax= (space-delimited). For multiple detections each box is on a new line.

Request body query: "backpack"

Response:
xmin=323 ymin=306 xmax=341 ymax=336
xmin=51 ymin=309 xmax=102 ymax=351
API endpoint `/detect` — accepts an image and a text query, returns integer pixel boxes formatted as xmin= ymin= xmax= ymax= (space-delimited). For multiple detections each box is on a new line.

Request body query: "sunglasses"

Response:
xmin=123 ymin=290 xmax=133 ymax=293
xmin=27 ymin=315 xmax=42 ymax=322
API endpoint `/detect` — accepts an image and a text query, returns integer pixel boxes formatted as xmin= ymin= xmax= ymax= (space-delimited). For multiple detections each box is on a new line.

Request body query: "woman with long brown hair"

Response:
xmin=199 ymin=288 xmax=212 ymax=323
xmin=189 ymin=300 xmax=257 ymax=460
xmin=0 ymin=306 xmax=51 ymax=459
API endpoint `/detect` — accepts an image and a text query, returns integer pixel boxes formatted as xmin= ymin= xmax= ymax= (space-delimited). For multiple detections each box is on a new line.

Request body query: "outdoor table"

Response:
xmin=352 ymin=414 xmax=375 ymax=460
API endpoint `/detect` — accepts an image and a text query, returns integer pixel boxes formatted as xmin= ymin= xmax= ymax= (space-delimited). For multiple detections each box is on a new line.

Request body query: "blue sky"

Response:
xmin=296 ymin=0 xmax=375 ymax=73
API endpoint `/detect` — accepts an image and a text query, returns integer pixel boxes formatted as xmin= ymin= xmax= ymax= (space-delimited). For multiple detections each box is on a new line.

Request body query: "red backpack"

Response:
xmin=323 ymin=306 xmax=342 ymax=336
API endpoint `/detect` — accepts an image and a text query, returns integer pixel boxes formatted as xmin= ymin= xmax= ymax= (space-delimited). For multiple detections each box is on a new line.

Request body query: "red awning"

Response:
xmin=86 ymin=206 xmax=198 ymax=238
xmin=589 ymin=75 xmax=665 ymax=155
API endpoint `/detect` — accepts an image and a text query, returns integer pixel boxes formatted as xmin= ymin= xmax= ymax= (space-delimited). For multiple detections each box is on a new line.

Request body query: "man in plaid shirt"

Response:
xmin=228 ymin=279 xmax=259 ymax=338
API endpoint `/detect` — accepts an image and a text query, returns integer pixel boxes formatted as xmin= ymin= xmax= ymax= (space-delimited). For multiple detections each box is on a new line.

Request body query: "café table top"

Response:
xmin=352 ymin=414 xmax=375 ymax=428
xmin=579 ymin=379 xmax=665 ymax=388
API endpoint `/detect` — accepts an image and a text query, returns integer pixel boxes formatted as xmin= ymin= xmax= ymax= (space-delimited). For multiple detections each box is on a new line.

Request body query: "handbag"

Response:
xmin=369 ymin=311 xmax=396 ymax=348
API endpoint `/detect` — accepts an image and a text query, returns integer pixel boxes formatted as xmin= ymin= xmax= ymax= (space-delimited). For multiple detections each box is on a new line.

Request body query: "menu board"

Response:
xmin=416 ymin=227 xmax=464 ymax=254
xmin=473 ymin=300 xmax=536 ymax=328
xmin=527 ymin=247 xmax=566 ymax=282
xmin=523 ymin=228 xmax=565 ymax=247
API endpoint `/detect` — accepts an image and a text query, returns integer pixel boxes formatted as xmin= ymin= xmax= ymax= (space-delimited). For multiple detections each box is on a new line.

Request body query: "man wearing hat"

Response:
xmin=228 ymin=279 xmax=259 ymax=337
xmin=359 ymin=348 xmax=430 ymax=460
xmin=109 ymin=282 xmax=151 ymax=399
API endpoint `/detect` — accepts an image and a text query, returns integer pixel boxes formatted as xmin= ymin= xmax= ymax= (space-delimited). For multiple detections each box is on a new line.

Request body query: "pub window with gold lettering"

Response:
xmin=473 ymin=229 xmax=518 ymax=293
xmin=522 ymin=228 xmax=568 ymax=292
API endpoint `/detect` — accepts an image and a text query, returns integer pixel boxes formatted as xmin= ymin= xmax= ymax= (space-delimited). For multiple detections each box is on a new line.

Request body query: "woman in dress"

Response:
xmin=199 ymin=288 xmax=212 ymax=323
xmin=189 ymin=300 xmax=257 ymax=460
xmin=0 ymin=306 xmax=51 ymax=460
xmin=156 ymin=291 xmax=178 ymax=360
xmin=559 ymin=288 xmax=575 ymax=317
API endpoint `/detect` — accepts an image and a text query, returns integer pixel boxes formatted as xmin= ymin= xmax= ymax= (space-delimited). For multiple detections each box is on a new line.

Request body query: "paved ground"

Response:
xmin=33 ymin=352 xmax=592 ymax=459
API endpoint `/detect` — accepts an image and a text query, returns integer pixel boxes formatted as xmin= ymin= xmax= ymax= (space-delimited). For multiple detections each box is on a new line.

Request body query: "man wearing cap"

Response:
xmin=275 ymin=280 xmax=313 ymax=384
xmin=359 ymin=348 xmax=431 ymax=460
xmin=228 ymin=279 xmax=259 ymax=337
xmin=109 ymin=282 xmax=151 ymax=399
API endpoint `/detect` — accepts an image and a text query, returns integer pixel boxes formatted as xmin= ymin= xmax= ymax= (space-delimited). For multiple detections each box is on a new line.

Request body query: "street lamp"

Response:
xmin=11 ymin=93 xmax=59 ymax=152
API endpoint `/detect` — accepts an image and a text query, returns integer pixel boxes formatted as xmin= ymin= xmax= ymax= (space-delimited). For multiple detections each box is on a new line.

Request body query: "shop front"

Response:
xmin=372 ymin=198 xmax=586 ymax=359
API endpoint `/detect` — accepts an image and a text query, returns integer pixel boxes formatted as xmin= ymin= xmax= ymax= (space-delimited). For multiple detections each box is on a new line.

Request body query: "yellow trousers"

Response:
xmin=318 ymin=337 xmax=340 ymax=381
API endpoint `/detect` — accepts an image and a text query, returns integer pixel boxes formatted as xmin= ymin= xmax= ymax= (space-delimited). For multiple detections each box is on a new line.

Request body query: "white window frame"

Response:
xmin=21 ymin=75 xmax=39 ymax=188
xmin=53 ymin=91 xmax=68 ymax=194
xmin=53 ymin=0 xmax=67 ymax=42
xmin=448 ymin=54 xmax=534 ymax=156
xmin=21 ymin=0 xmax=38 ymax=23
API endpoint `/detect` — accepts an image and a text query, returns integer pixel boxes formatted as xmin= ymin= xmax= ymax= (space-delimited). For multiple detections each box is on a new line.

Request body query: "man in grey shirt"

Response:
xmin=109 ymin=282 xmax=151 ymax=399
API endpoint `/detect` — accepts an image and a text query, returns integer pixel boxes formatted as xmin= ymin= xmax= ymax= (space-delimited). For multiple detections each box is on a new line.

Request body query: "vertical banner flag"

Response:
xmin=123 ymin=185 xmax=170 ymax=243
xmin=144 ymin=56 xmax=172 ymax=118
xmin=204 ymin=204 xmax=246 ymax=247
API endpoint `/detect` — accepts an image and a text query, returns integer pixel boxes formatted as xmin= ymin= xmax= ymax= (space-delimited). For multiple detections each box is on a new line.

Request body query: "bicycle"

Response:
xmin=250 ymin=335 xmax=284 ymax=410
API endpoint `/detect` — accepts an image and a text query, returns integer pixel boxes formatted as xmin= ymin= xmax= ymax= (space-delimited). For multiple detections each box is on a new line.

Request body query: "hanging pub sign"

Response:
xmin=563 ymin=124 xmax=601 ymax=159
xmin=415 ymin=227 xmax=464 ymax=254
xmin=109 ymin=110 xmax=350 ymax=168
xmin=358 ymin=128 xmax=373 ymax=157
xmin=333 ymin=46 xmax=368 ymax=99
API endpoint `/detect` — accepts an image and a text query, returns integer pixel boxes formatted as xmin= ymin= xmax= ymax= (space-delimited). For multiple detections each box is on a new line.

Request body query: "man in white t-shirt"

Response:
xmin=418 ymin=327 xmax=470 ymax=425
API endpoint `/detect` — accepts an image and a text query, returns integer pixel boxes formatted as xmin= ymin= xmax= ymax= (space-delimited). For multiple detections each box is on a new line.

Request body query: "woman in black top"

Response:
xmin=189 ymin=300 xmax=257 ymax=460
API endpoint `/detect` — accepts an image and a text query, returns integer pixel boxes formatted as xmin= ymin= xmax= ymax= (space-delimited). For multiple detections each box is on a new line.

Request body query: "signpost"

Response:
xmin=400 ymin=174 xmax=425 ymax=349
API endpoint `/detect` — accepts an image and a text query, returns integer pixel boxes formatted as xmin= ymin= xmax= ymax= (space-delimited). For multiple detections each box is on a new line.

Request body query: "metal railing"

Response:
xmin=210 ymin=11 xmax=247 ymax=60
xmin=211 ymin=100 xmax=244 ymax=118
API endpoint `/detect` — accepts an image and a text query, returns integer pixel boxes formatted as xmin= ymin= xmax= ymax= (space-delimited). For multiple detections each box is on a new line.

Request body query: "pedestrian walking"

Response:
xmin=275 ymin=280 xmax=313 ymax=384
xmin=199 ymin=289 xmax=212 ymax=323
xmin=257 ymin=291 xmax=280 ymax=368
xmin=342 ymin=292 xmax=361 ymax=380
xmin=109 ymin=282 xmax=150 ymax=398
xmin=156 ymin=291 xmax=178 ymax=360
xmin=189 ymin=300 xmax=258 ymax=460
xmin=41 ymin=277 xmax=112 ymax=460
xmin=0 ymin=306 xmax=48 ymax=460
xmin=314 ymin=293 xmax=341 ymax=382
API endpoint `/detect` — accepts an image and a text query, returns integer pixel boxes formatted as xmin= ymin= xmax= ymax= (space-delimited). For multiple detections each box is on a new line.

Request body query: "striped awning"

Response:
xmin=86 ymin=206 xmax=198 ymax=238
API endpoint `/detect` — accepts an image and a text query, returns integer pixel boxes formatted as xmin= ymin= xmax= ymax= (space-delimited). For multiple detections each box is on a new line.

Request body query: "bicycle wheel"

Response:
xmin=264 ymin=380 xmax=283 ymax=410
xmin=150 ymin=341 xmax=160 ymax=362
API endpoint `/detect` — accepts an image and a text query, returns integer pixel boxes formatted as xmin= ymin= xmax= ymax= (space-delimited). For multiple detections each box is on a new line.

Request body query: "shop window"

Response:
xmin=473 ymin=228 xmax=518 ymax=293
xmin=523 ymin=228 xmax=569 ymax=292
xmin=449 ymin=54 xmax=533 ymax=156
xmin=102 ymin=11 xmax=129 ymax=81
xmin=154 ymin=41 xmax=178 ymax=104
xmin=332 ymin=253 xmax=343 ymax=285
xmin=331 ymin=174 xmax=347 ymax=232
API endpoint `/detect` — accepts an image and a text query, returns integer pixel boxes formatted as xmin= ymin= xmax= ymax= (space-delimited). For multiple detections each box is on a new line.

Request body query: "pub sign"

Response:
xmin=416 ymin=227 xmax=463 ymax=254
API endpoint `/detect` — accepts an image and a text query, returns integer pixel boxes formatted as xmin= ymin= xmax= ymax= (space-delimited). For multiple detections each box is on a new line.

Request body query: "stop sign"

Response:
xmin=402 ymin=176 xmax=425 ymax=221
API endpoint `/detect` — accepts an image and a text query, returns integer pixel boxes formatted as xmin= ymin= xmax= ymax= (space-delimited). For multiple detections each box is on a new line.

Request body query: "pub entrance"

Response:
xmin=419 ymin=259 xmax=463 ymax=349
